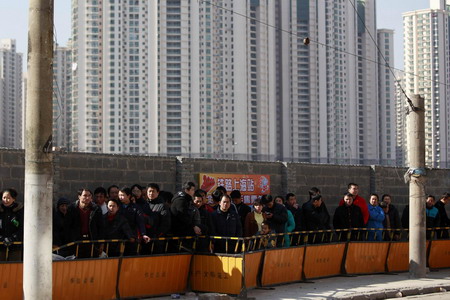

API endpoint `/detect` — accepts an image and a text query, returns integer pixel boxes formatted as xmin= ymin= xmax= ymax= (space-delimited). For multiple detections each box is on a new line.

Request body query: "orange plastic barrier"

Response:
xmin=244 ymin=251 xmax=263 ymax=289
xmin=386 ymin=242 xmax=408 ymax=272
xmin=345 ymin=242 xmax=389 ymax=274
xmin=303 ymin=243 xmax=346 ymax=279
xmin=0 ymin=263 xmax=23 ymax=300
xmin=260 ymin=247 xmax=304 ymax=286
xmin=53 ymin=258 xmax=119 ymax=300
xmin=119 ymin=253 xmax=192 ymax=298
xmin=428 ymin=240 xmax=450 ymax=269
xmin=190 ymin=254 xmax=243 ymax=295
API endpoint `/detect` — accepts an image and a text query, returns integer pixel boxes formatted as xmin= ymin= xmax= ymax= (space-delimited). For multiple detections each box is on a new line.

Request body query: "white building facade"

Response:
xmin=53 ymin=44 xmax=73 ymax=150
xmin=0 ymin=39 xmax=23 ymax=149
xmin=377 ymin=29 xmax=397 ymax=166
xmin=403 ymin=0 xmax=450 ymax=168
xmin=71 ymin=0 xmax=277 ymax=159
xmin=276 ymin=0 xmax=381 ymax=164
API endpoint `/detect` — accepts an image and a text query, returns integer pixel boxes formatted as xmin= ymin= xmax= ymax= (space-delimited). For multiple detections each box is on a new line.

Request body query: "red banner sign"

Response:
xmin=199 ymin=173 xmax=270 ymax=204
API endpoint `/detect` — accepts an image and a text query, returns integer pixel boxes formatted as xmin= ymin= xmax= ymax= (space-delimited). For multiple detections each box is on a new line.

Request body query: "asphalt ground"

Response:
xmin=147 ymin=269 xmax=450 ymax=300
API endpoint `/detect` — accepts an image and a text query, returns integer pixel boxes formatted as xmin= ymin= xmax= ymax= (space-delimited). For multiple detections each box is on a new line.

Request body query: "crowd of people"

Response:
xmin=1 ymin=182 xmax=449 ymax=260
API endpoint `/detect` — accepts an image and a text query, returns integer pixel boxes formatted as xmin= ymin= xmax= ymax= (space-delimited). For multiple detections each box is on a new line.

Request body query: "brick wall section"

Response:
xmin=55 ymin=153 xmax=177 ymax=200
xmin=371 ymin=166 xmax=409 ymax=212
xmin=0 ymin=149 xmax=449 ymax=217
xmin=0 ymin=149 xmax=25 ymax=202
xmin=285 ymin=163 xmax=372 ymax=214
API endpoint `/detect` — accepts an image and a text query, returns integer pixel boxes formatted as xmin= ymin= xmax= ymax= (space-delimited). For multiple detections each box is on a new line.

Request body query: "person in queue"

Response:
xmin=0 ymin=188 xmax=24 ymax=261
xmin=244 ymin=198 xmax=264 ymax=237
xmin=367 ymin=193 xmax=385 ymax=241
xmin=104 ymin=199 xmax=135 ymax=257
xmin=210 ymin=194 xmax=243 ymax=253
xmin=274 ymin=196 xmax=295 ymax=247
xmin=118 ymin=187 xmax=150 ymax=255
xmin=303 ymin=194 xmax=331 ymax=243
xmin=333 ymin=193 xmax=364 ymax=241
xmin=379 ymin=194 xmax=401 ymax=241
xmin=338 ymin=183 xmax=369 ymax=225
xmin=64 ymin=188 xmax=105 ymax=258
xmin=260 ymin=195 xmax=287 ymax=247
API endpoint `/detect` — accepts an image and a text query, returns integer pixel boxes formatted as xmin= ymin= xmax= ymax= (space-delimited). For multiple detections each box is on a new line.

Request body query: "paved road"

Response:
xmin=392 ymin=292 xmax=449 ymax=299
xmin=148 ymin=269 xmax=450 ymax=300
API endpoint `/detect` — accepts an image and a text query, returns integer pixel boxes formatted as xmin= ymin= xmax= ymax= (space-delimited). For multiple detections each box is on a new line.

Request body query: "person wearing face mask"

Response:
xmin=0 ymin=188 xmax=24 ymax=261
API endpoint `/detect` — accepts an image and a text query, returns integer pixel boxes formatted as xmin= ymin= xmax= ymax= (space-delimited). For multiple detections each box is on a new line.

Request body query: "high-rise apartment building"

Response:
xmin=394 ymin=71 xmax=407 ymax=167
xmin=71 ymin=0 xmax=154 ymax=153
xmin=71 ymin=0 xmax=277 ymax=159
xmin=403 ymin=0 xmax=450 ymax=168
xmin=277 ymin=0 xmax=381 ymax=164
xmin=69 ymin=0 xmax=398 ymax=165
xmin=377 ymin=29 xmax=396 ymax=166
xmin=0 ymin=39 xmax=23 ymax=149
xmin=53 ymin=43 xmax=73 ymax=150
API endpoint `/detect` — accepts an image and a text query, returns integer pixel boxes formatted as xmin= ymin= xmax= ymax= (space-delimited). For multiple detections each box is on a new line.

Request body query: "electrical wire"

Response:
xmin=199 ymin=0 xmax=448 ymax=101
xmin=347 ymin=0 xmax=417 ymax=111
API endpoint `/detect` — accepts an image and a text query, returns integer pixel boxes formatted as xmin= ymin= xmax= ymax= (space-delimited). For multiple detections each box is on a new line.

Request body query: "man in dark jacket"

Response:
xmin=231 ymin=190 xmax=251 ymax=227
xmin=285 ymin=193 xmax=303 ymax=245
xmin=211 ymin=194 xmax=243 ymax=253
xmin=53 ymin=197 xmax=70 ymax=248
xmin=435 ymin=192 xmax=450 ymax=239
xmin=170 ymin=182 xmax=202 ymax=237
xmin=333 ymin=193 xmax=365 ymax=241
xmin=261 ymin=195 xmax=287 ymax=247
xmin=64 ymin=188 xmax=105 ymax=258
xmin=137 ymin=183 xmax=172 ymax=254
xmin=380 ymin=194 xmax=401 ymax=241
xmin=303 ymin=194 xmax=331 ymax=243
xmin=402 ymin=195 xmax=440 ymax=240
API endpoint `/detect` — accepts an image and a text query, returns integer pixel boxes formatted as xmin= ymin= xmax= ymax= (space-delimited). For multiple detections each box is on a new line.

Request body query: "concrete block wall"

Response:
xmin=285 ymin=163 xmax=372 ymax=214
xmin=0 ymin=149 xmax=448 ymax=215
xmin=0 ymin=149 xmax=25 ymax=202
xmin=54 ymin=153 xmax=177 ymax=200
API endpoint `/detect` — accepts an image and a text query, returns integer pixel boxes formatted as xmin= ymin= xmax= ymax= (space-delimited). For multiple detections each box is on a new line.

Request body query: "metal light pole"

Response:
xmin=407 ymin=94 xmax=426 ymax=278
xmin=24 ymin=0 xmax=54 ymax=298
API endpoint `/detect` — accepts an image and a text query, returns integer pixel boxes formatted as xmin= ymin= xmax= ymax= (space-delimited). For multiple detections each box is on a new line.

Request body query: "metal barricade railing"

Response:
xmin=4 ymin=226 xmax=450 ymax=260
xmin=0 ymin=241 xmax=23 ymax=262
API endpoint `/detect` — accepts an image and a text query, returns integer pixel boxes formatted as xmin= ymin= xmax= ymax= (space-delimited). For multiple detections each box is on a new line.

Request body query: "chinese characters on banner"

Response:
xmin=199 ymin=173 xmax=271 ymax=204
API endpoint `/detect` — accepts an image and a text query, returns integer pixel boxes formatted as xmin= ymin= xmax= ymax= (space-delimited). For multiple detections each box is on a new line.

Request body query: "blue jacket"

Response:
xmin=367 ymin=205 xmax=385 ymax=241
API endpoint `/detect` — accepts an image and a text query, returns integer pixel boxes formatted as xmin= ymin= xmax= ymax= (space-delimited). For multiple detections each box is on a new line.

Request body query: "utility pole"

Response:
xmin=407 ymin=94 xmax=426 ymax=278
xmin=24 ymin=0 xmax=54 ymax=299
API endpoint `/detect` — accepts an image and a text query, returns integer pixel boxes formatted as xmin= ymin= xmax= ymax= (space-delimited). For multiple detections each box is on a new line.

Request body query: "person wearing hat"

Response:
xmin=53 ymin=197 xmax=70 ymax=249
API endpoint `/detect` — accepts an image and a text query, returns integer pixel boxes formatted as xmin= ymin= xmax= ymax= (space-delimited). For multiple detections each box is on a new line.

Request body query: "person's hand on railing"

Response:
xmin=3 ymin=237 xmax=12 ymax=247
xmin=142 ymin=235 xmax=151 ymax=243
xmin=193 ymin=226 xmax=202 ymax=235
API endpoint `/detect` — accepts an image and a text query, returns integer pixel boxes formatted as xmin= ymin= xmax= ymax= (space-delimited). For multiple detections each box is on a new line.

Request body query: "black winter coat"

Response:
xmin=262 ymin=202 xmax=288 ymax=234
xmin=0 ymin=202 xmax=24 ymax=242
xmin=138 ymin=196 xmax=171 ymax=237
xmin=170 ymin=191 xmax=199 ymax=236
xmin=64 ymin=201 xmax=105 ymax=242
xmin=53 ymin=208 xmax=66 ymax=246
xmin=303 ymin=202 xmax=331 ymax=231
xmin=118 ymin=203 xmax=146 ymax=238
xmin=333 ymin=204 xmax=364 ymax=230
xmin=104 ymin=214 xmax=134 ymax=240
xmin=211 ymin=207 xmax=243 ymax=237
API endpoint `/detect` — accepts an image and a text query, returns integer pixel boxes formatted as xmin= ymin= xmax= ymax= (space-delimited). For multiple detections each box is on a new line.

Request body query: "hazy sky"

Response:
xmin=0 ymin=0 xmax=431 ymax=71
